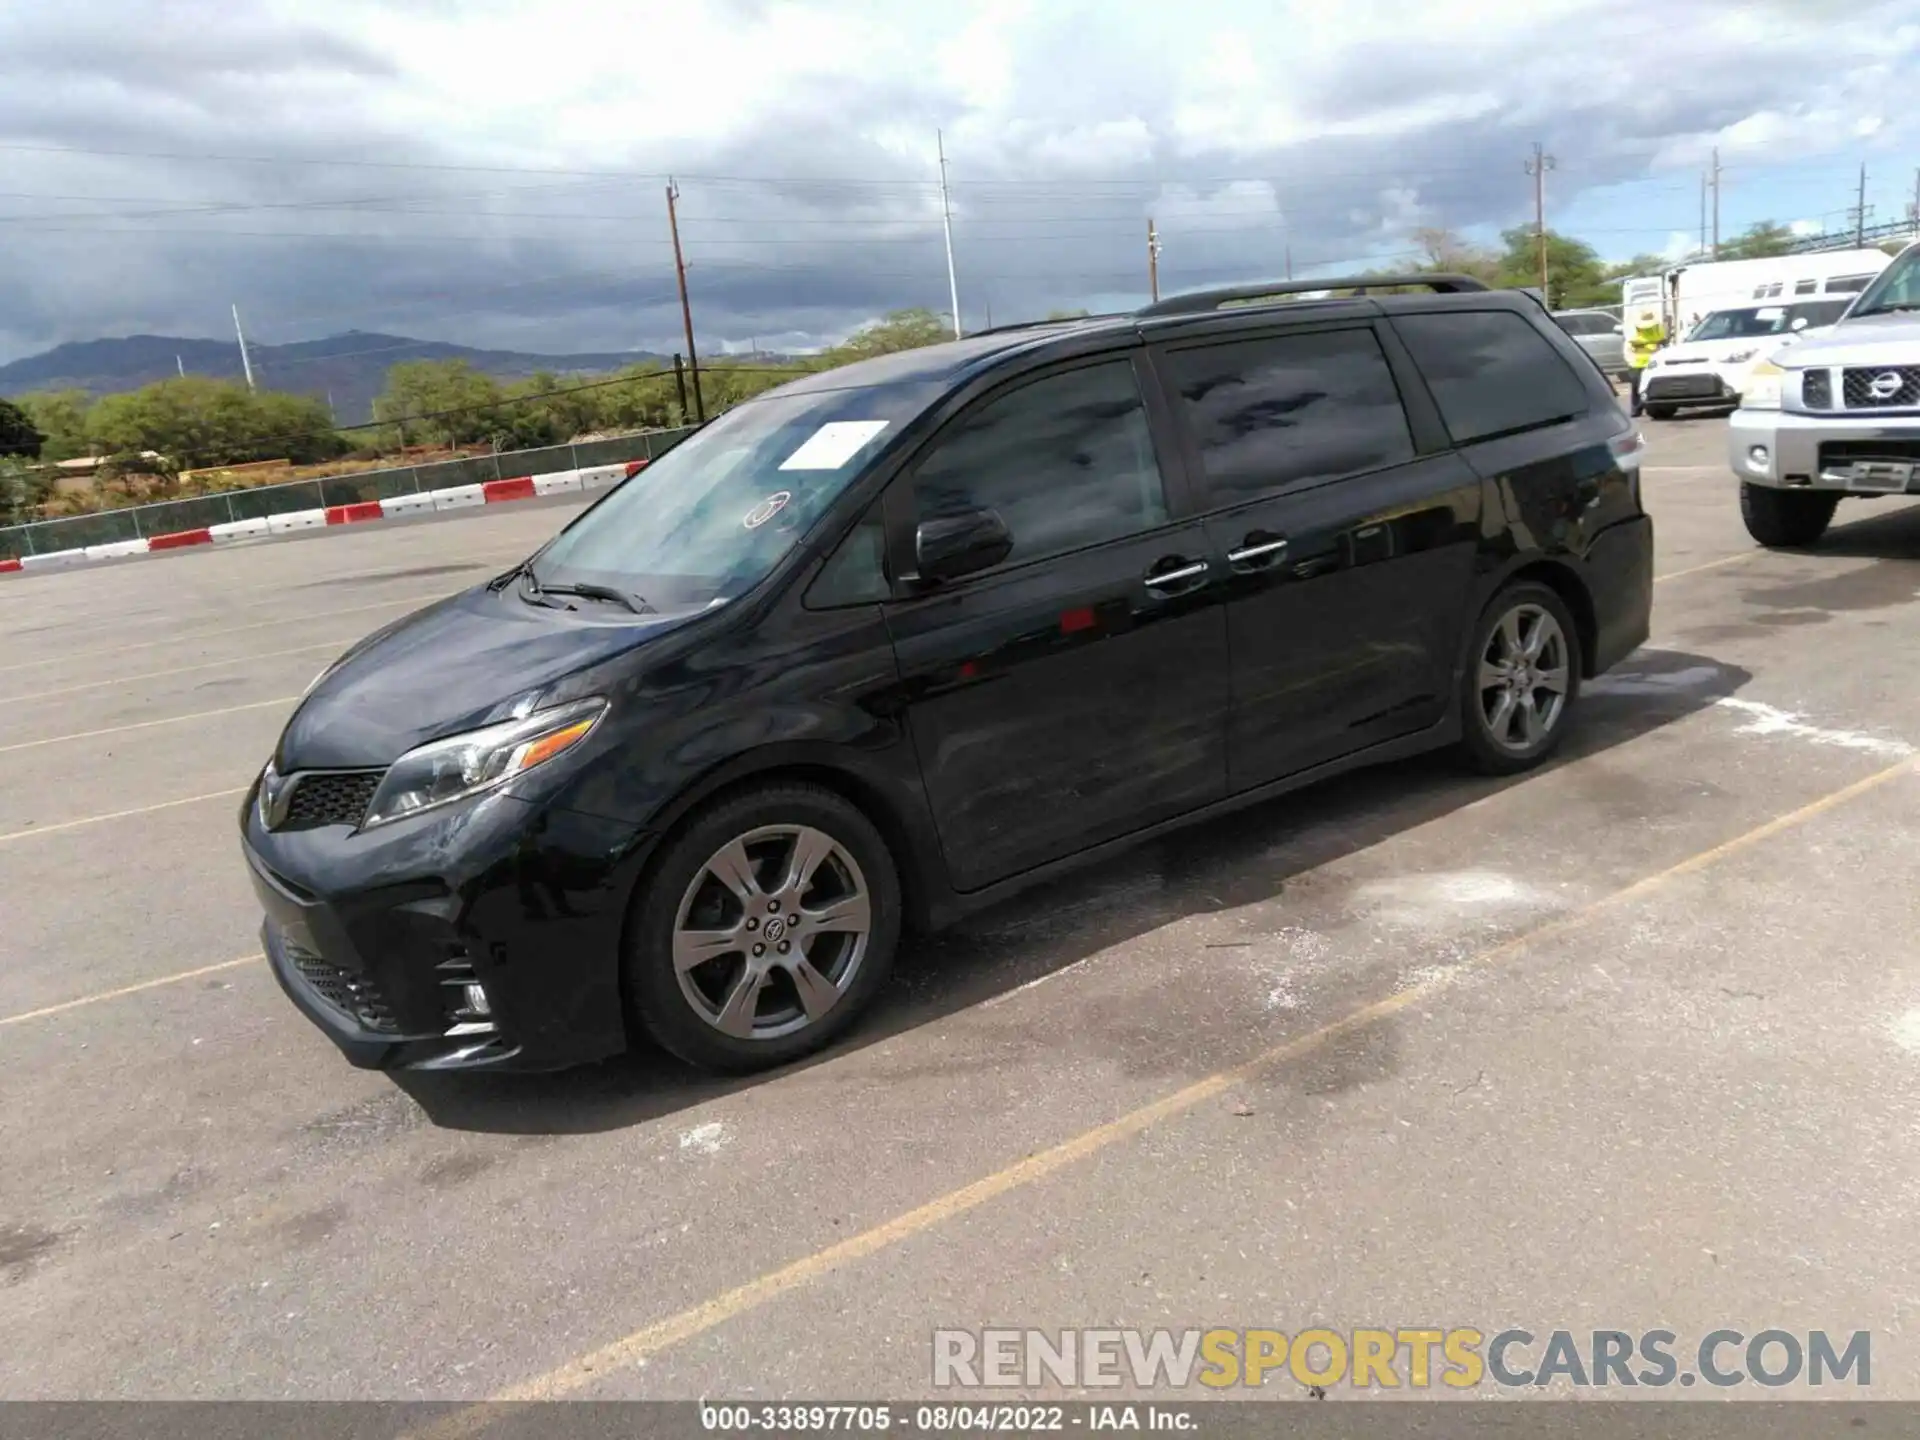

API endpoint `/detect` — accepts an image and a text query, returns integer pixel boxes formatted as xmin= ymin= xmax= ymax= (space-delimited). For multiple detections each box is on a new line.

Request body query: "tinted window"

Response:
xmin=1794 ymin=279 xmax=1819 ymax=295
xmin=1393 ymin=310 xmax=1592 ymax=445
xmin=910 ymin=360 xmax=1169 ymax=570
xmin=1163 ymin=328 xmax=1415 ymax=501
xmin=807 ymin=506 xmax=888 ymax=607
xmin=1827 ymin=273 xmax=1875 ymax=294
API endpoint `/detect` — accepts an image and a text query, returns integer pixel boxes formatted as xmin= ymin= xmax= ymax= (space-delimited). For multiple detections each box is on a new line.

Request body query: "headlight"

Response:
xmin=1724 ymin=348 xmax=1757 ymax=364
xmin=361 ymin=697 xmax=607 ymax=829
xmin=1742 ymin=361 xmax=1785 ymax=410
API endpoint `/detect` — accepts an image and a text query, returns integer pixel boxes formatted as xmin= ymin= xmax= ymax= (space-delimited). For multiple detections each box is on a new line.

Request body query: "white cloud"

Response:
xmin=2 ymin=0 xmax=1919 ymax=362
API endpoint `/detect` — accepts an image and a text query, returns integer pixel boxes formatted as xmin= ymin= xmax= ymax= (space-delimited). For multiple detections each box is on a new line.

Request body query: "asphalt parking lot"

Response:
xmin=5 ymin=412 xmax=1920 ymax=1402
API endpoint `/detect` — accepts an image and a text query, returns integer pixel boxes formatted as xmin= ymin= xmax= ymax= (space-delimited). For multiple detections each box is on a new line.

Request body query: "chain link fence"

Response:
xmin=0 ymin=427 xmax=696 ymax=561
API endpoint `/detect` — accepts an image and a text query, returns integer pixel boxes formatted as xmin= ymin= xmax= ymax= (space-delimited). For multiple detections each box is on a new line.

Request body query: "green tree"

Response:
xmin=15 ymin=389 xmax=91 ymax=462
xmin=1410 ymin=227 xmax=1500 ymax=281
xmin=373 ymin=359 xmax=505 ymax=446
xmin=0 ymin=454 xmax=57 ymax=526
xmin=821 ymin=308 xmax=953 ymax=366
xmin=1719 ymin=221 xmax=1797 ymax=260
xmin=1045 ymin=308 xmax=1092 ymax=319
xmin=1494 ymin=227 xmax=1608 ymax=307
xmin=0 ymin=397 xmax=44 ymax=458
xmin=85 ymin=377 xmax=341 ymax=471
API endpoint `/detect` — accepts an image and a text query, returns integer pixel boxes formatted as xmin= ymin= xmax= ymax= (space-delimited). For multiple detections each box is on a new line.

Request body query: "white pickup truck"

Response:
xmin=1728 ymin=239 xmax=1920 ymax=547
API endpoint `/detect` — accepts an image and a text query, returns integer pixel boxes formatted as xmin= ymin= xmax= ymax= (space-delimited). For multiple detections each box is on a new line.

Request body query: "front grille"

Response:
xmin=286 ymin=939 xmax=399 ymax=1032
xmin=1802 ymin=369 xmax=1833 ymax=409
xmin=1646 ymin=373 xmax=1725 ymax=400
xmin=278 ymin=770 xmax=383 ymax=831
xmin=1842 ymin=366 xmax=1920 ymax=409
xmin=1820 ymin=439 xmax=1920 ymax=467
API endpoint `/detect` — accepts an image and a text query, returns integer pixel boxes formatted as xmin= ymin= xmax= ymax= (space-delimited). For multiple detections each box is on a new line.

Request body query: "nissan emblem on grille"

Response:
xmin=1871 ymin=371 xmax=1905 ymax=401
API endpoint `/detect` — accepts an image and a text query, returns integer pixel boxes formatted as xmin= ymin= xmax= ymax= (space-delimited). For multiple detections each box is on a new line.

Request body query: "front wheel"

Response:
xmin=625 ymin=783 xmax=902 ymax=1073
xmin=1740 ymin=483 xmax=1837 ymax=549
xmin=1645 ymin=404 xmax=1679 ymax=420
xmin=1458 ymin=582 xmax=1582 ymax=776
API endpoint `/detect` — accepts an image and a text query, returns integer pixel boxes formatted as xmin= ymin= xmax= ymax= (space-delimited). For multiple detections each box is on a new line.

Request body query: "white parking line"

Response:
xmin=0 ymin=696 xmax=297 ymax=755
xmin=0 ymin=787 xmax=250 ymax=845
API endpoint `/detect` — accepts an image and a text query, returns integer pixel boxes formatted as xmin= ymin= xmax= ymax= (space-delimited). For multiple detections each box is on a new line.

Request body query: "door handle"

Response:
xmin=1226 ymin=536 xmax=1290 ymax=567
xmin=1143 ymin=559 xmax=1209 ymax=593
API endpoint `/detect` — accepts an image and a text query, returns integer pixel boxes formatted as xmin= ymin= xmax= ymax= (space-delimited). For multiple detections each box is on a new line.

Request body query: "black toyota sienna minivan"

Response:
xmin=241 ymin=275 xmax=1653 ymax=1076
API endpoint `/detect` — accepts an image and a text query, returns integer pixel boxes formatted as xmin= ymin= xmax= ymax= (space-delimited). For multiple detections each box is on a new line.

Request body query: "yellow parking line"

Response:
xmin=410 ymin=753 xmax=1915 ymax=1424
xmin=0 ymin=787 xmax=250 ymax=845
xmin=0 ymin=696 xmax=299 ymax=755
xmin=0 ymin=954 xmax=262 ymax=1028
xmin=1654 ymin=552 xmax=1753 ymax=583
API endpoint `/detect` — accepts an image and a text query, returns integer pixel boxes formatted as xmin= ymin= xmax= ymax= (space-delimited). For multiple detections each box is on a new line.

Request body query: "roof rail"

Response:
xmin=967 ymin=313 xmax=1121 ymax=337
xmin=1136 ymin=273 xmax=1490 ymax=318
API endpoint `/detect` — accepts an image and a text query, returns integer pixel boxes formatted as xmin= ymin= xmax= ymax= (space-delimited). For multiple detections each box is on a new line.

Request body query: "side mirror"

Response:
xmin=1791 ymin=316 xmax=1810 ymax=331
xmin=916 ymin=508 xmax=1013 ymax=583
xmin=1610 ymin=324 xmax=1624 ymax=335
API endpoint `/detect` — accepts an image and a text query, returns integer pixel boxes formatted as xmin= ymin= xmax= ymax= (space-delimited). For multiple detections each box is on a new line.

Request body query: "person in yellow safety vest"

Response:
xmin=1625 ymin=309 xmax=1667 ymax=416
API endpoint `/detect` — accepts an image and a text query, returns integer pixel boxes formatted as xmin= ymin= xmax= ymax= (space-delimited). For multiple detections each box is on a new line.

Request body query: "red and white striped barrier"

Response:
xmin=0 ymin=458 xmax=647 ymax=577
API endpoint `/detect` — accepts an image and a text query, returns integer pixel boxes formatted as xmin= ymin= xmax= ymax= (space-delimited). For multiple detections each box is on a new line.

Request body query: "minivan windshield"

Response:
xmin=1848 ymin=247 xmax=1920 ymax=317
xmin=529 ymin=381 xmax=934 ymax=611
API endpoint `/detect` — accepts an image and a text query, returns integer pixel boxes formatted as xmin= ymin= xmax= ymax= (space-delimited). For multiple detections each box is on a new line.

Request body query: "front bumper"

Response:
xmin=1641 ymin=363 xmax=1741 ymax=407
xmin=1727 ymin=408 xmax=1920 ymax=494
xmin=240 ymin=783 xmax=656 ymax=1073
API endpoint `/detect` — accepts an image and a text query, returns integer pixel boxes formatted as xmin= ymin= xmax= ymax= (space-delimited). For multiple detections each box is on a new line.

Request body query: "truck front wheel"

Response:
xmin=1740 ymin=483 xmax=1838 ymax=548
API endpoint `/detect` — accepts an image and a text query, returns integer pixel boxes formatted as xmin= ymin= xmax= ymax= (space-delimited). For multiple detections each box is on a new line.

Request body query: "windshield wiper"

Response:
xmin=532 ymin=579 xmax=654 ymax=614
xmin=488 ymin=557 xmax=536 ymax=592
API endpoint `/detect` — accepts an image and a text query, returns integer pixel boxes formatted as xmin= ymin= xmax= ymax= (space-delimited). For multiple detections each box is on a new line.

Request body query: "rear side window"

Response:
xmin=1393 ymin=310 xmax=1592 ymax=446
xmin=1161 ymin=328 xmax=1415 ymax=501
xmin=910 ymin=359 xmax=1170 ymax=570
xmin=1827 ymin=274 xmax=1875 ymax=294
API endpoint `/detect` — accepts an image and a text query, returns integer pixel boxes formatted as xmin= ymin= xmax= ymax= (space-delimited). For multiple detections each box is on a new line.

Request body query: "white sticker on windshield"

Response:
xmin=778 ymin=420 xmax=890 ymax=471
xmin=743 ymin=491 xmax=791 ymax=529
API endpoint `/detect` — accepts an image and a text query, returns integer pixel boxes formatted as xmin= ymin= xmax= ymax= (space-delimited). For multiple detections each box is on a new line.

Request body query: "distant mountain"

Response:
xmin=0 ymin=331 xmax=675 ymax=424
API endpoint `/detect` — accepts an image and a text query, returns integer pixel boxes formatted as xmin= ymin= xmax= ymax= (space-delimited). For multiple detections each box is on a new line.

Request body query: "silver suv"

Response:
xmin=1728 ymin=240 xmax=1920 ymax=546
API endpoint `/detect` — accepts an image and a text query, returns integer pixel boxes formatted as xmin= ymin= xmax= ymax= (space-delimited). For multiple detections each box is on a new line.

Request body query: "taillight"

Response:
xmin=1608 ymin=428 xmax=1646 ymax=507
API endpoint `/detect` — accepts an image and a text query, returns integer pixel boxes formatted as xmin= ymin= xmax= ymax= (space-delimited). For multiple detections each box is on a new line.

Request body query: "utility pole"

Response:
xmin=231 ymin=304 xmax=256 ymax=392
xmin=1147 ymin=217 xmax=1161 ymax=302
xmin=176 ymin=354 xmax=185 ymax=378
xmin=1525 ymin=143 xmax=1555 ymax=301
xmin=937 ymin=129 xmax=962 ymax=339
xmin=665 ymin=179 xmax=704 ymax=423
xmin=1699 ymin=171 xmax=1708 ymax=257
xmin=1710 ymin=149 xmax=1723 ymax=258
xmin=1911 ymin=167 xmax=1920 ymax=235
xmin=1854 ymin=162 xmax=1869 ymax=247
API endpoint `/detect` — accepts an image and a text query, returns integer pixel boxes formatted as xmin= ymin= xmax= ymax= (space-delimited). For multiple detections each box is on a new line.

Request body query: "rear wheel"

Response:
xmin=1458 ymin=582 xmax=1582 ymax=776
xmin=625 ymin=783 xmax=901 ymax=1073
xmin=1740 ymin=483 xmax=1837 ymax=549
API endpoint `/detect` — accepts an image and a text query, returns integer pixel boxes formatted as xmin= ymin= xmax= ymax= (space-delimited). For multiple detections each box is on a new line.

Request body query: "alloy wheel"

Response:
xmin=1477 ymin=602 xmax=1570 ymax=753
xmin=671 ymin=824 xmax=873 ymax=1041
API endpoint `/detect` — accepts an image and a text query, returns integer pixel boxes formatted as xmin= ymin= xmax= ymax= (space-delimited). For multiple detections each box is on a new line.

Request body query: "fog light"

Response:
xmin=1749 ymin=445 xmax=1770 ymax=467
xmin=462 ymin=982 xmax=492 ymax=1016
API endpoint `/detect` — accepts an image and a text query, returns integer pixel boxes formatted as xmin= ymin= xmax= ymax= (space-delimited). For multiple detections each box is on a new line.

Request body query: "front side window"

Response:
xmin=910 ymin=359 xmax=1170 ymax=571
xmin=1162 ymin=328 xmax=1415 ymax=502
xmin=532 ymin=382 xmax=934 ymax=611
xmin=1827 ymin=273 xmax=1877 ymax=295
xmin=1393 ymin=309 xmax=1591 ymax=446
xmin=1846 ymin=256 xmax=1919 ymax=314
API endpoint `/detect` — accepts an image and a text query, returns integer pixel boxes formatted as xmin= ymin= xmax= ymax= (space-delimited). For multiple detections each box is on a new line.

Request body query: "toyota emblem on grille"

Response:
xmin=1870 ymin=371 xmax=1906 ymax=401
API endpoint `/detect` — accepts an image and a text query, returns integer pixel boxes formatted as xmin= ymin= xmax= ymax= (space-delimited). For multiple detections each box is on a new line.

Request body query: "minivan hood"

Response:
xmin=1779 ymin=310 xmax=1920 ymax=367
xmin=274 ymin=584 xmax=698 ymax=770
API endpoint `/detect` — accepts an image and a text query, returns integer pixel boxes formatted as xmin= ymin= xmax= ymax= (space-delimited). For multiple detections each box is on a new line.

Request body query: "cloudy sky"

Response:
xmin=2 ymin=0 xmax=1918 ymax=366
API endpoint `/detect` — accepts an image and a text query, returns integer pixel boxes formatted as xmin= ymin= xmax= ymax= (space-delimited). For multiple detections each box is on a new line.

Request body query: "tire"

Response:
xmin=624 ymin=782 xmax=902 ymax=1073
xmin=1740 ymin=482 xmax=1837 ymax=549
xmin=1645 ymin=404 xmax=1678 ymax=420
xmin=1458 ymin=581 xmax=1583 ymax=777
